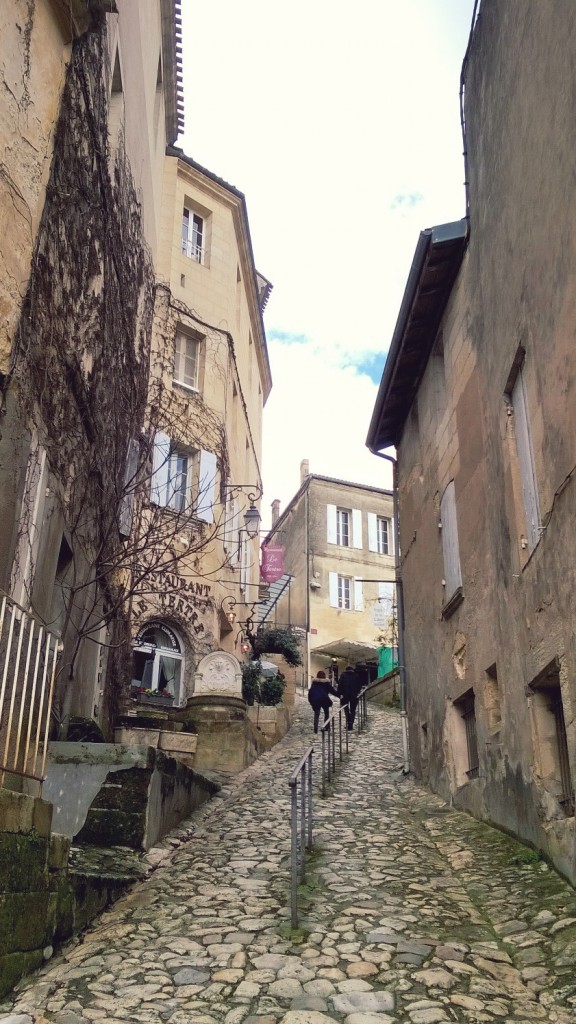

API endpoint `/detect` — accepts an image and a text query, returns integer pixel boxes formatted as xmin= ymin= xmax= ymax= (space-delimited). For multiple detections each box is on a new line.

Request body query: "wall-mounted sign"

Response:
xmin=372 ymin=604 xmax=388 ymax=628
xmin=261 ymin=544 xmax=285 ymax=583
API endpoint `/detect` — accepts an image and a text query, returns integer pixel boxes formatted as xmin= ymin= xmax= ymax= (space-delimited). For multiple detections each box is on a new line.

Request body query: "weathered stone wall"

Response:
xmin=0 ymin=789 xmax=72 ymax=999
xmin=1 ymin=13 xmax=157 ymax=735
xmin=398 ymin=1 xmax=576 ymax=883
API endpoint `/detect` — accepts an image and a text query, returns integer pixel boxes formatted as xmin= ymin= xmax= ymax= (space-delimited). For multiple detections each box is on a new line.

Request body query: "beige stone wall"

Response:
xmin=0 ymin=1 xmax=71 ymax=374
xmin=131 ymin=153 xmax=269 ymax=702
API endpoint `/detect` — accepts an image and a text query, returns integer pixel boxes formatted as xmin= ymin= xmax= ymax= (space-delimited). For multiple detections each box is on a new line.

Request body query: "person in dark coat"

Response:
xmin=308 ymin=670 xmax=339 ymax=733
xmin=337 ymin=664 xmax=363 ymax=729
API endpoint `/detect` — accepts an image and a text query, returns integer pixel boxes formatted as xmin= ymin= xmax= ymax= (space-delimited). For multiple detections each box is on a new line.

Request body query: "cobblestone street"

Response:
xmin=2 ymin=699 xmax=576 ymax=1024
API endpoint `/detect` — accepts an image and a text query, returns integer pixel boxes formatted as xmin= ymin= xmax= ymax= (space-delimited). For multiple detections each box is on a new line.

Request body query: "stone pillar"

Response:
xmin=187 ymin=652 xmax=249 ymax=775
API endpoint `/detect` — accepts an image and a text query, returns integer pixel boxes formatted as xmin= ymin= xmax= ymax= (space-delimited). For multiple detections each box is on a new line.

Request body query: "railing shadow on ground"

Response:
xmin=287 ymin=688 xmax=368 ymax=927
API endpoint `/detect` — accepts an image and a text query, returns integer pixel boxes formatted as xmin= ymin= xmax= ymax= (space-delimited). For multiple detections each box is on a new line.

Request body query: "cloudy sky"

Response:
xmin=179 ymin=1 xmax=476 ymax=527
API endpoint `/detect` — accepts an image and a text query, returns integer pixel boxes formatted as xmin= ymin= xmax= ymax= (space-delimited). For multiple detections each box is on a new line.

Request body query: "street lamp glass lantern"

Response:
xmin=243 ymin=504 xmax=261 ymax=538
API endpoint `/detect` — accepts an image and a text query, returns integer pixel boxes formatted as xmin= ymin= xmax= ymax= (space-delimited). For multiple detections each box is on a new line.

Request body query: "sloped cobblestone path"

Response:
xmin=2 ymin=699 xmax=576 ymax=1024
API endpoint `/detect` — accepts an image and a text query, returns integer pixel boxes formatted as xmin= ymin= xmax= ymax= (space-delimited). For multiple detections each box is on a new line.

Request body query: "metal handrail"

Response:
xmin=288 ymin=744 xmax=314 ymax=928
xmin=320 ymin=700 xmax=349 ymax=795
xmin=287 ymin=687 xmax=370 ymax=926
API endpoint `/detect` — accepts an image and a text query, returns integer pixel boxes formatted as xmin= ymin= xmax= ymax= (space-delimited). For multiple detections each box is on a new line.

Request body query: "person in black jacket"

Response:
xmin=337 ymin=664 xmax=362 ymax=729
xmin=308 ymin=671 xmax=339 ymax=733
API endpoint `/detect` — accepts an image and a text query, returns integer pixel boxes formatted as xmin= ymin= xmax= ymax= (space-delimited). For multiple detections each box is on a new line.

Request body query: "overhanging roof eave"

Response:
xmin=366 ymin=219 xmax=468 ymax=454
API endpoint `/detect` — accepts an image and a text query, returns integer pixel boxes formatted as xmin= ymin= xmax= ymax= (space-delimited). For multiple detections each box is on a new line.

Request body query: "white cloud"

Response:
xmin=261 ymin=339 xmax=393 ymax=525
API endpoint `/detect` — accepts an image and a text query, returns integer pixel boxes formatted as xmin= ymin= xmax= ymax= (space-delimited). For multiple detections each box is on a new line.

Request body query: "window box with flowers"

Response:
xmin=132 ymin=687 xmax=175 ymax=707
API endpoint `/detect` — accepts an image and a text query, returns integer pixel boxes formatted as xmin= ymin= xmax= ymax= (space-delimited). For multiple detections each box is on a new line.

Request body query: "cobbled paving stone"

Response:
xmin=2 ymin=699 xmax=576 ymax=1023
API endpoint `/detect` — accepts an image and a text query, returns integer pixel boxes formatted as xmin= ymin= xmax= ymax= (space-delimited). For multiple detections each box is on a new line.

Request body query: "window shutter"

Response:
xmin=327 ymin=504 xmax=337 ymax=543
xmin=329 ymin=572 xmax=339 ymax=607
xmin=231 ymin=498 xmax=241 ymax=563
xmin=223 ymin=480 xmax=233 ymax=552
xmin=354 ymin=577 xmax=364 ymax=611
xmin=440 ymin=481 xmax=462 ymax=597
xmin=119 ymin=438 xmax=139 ymax=537
xmin=197 ymin=450 xmax=217 ymax=523
xmin=240 ymin=533 xmax=248 ymax=592
xmin=352 ymin=509 xmax=363 ymax=549
xmin=511 ymin=367 xmax=540 ymax=550
xmin=367 ymin=512 xmax=377 ymax=552
xmin=378 ymin=581 xmax=394 ymax=615
xmin=150 ymin=431 xmax=170 ymax=505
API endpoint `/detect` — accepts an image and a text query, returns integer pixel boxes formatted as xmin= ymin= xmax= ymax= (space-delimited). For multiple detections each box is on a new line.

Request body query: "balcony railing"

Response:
xmin=181 ymin=239 xmax=205 ymax=264
xmin=0 ymin=591 xmax=61 ymax=795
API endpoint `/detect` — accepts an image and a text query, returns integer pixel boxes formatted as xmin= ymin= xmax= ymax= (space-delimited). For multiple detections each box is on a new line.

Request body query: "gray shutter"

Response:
xmin=440 ymin=481 xmax=462 ymax=597
xmin=150 ymin=431 xmax=170 ymax=506
xmin=512 ymin=367 xmax=540 ymax=550
xmin=197 ymin=450 xmax=217 ymax=523
xmin=119 ymin=438 xmax=139 ymax=538
xmin=329 ymin=572 xmax=339 ymax=607
xmin=354 ymin=577 xmax=364 ymax=611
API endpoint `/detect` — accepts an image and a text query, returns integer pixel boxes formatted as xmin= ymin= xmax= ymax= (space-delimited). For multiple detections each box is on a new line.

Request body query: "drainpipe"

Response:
xmin=305 ymin=483 xmax=311 ymax=690
xmin=374 ymin=450 xmax=409 ymax=774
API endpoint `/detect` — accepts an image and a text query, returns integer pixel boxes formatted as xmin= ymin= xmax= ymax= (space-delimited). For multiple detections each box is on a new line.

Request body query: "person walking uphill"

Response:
xmin=337 ymin=663 xmax=362 ymax=729
xmin=308 ymin=670 xmax=339 ymax=733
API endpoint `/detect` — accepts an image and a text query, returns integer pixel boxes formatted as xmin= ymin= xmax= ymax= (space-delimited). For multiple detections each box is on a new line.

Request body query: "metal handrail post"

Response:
xmin=290 ymin=780 xmax=298 ymax=927
xmin=299 ymin=762 xmax=306 ymax=881
xmin=321 ymin=727 xmax=326 ymax=795
xmin=338 ymin=706 xmax=343 ymax=762
xmin=307 ymin=754 xmax=313 ymax=850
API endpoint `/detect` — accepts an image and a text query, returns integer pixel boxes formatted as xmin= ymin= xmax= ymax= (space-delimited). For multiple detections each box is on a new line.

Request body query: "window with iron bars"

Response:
xmin=458 ymin=692 xmax=479 ymax=779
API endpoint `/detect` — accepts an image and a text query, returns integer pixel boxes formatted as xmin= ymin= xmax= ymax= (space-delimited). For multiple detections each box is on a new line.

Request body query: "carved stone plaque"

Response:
xmin=193 ymin=650 xmax=242 ymax=697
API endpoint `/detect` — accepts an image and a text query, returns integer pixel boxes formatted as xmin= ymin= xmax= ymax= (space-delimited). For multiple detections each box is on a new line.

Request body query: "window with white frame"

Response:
xmin=329 ymin=572 xmax=363 ymax=611
xmin=376 ymin=516 xmax=390 ymax=554
xmin=327 ymin=504 xmax=362 ymax=548
xmin=131 ymin=621 xmax=183 ymax=702
xmin=336 ymin=508 xmax=350 ymax=546
xmin=368 ymin=512 xmax=393 ymax=555
xmin=174 ymin=329 xmax=201 ymax=390
xmin=338 ymin=574 xmax=351 ymax=609
xmin=182 ymin=206 xmax=205 ymax=263
xmin=150 ymin=432 xmax=217 ymax=522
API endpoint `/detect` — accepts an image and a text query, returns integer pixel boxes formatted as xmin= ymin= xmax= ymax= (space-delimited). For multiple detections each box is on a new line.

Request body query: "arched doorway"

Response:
xmin=131 ymin=621 xmax=184 ymax=703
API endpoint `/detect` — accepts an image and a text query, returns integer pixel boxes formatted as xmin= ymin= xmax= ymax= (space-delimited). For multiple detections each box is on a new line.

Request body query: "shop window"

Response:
xmin=131 ymin=621 xmax=183 ymax=703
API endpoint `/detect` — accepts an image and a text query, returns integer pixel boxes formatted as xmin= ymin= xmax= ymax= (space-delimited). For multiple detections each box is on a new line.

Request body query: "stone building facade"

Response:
xmin=127 ymin=149 xmax=272 ymax=711
xmin=0 ymin=0 xmax=183 ymax=737
xmin=264 ymin=464 xmax=395 ymax=688
xmin=367 ymin=1 xmax=576 ymax=883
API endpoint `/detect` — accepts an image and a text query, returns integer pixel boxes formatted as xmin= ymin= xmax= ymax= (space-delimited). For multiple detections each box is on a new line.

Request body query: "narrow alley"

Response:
xmin=2 ymin=700 xmax=576 ymax=1024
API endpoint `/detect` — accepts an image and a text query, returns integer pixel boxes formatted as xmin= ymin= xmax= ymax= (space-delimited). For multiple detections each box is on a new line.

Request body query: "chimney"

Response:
xmin=271 ymin=499 xmax=280 ymax=526
xmin=300 ymin=458 xmax=310 ymax=484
